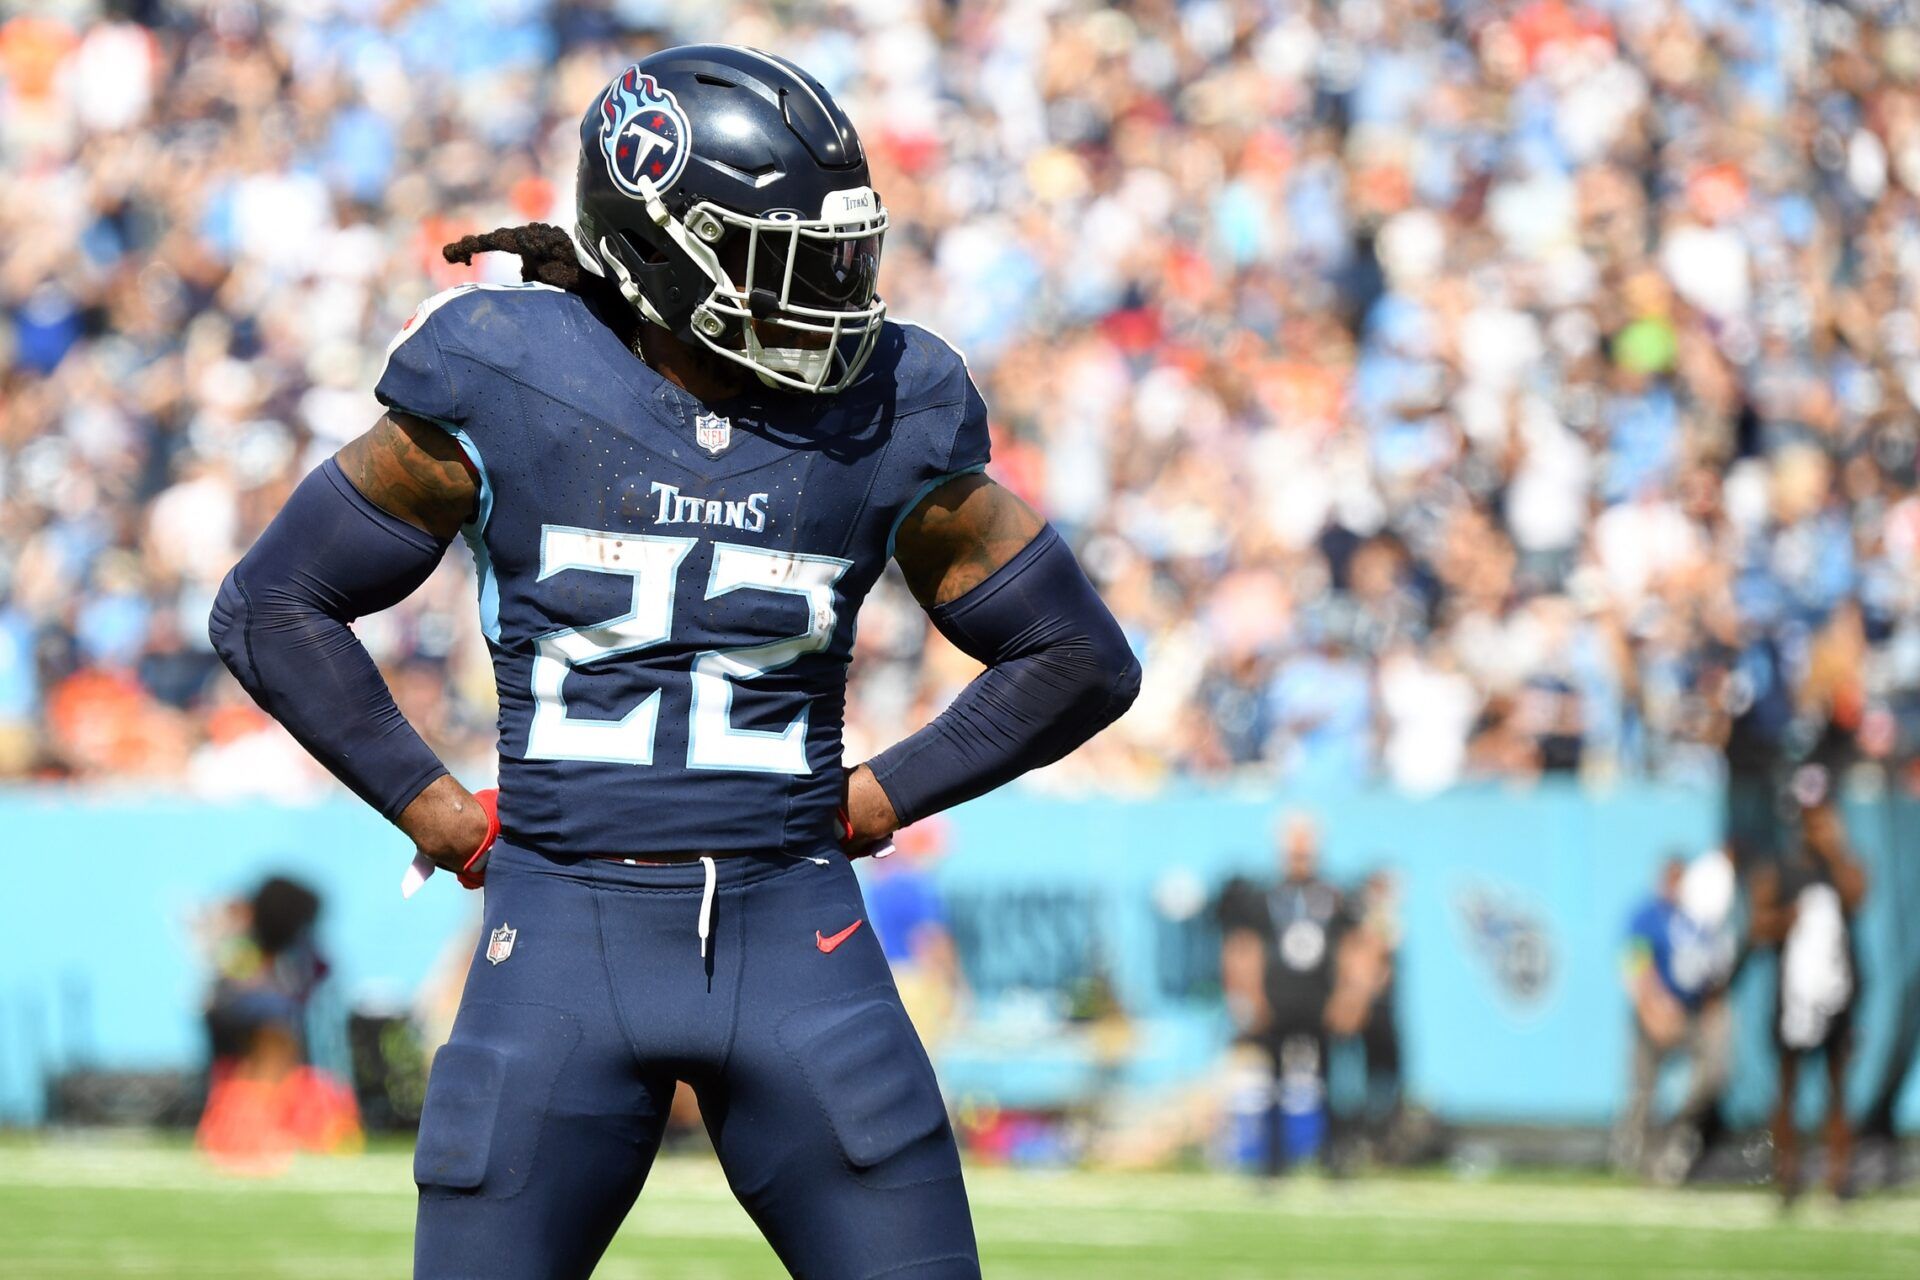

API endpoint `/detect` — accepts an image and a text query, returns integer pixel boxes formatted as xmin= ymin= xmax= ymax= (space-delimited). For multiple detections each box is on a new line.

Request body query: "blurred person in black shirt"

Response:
xmin=1751 ymin=769 xmax=1868 ymax=1202
xmin=1220 ymin=812 xmax=1353 ymax=1176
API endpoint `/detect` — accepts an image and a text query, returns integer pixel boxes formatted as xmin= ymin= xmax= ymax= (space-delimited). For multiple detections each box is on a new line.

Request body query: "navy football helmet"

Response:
xmin=573 ymin=45 xmax=887 ymax=394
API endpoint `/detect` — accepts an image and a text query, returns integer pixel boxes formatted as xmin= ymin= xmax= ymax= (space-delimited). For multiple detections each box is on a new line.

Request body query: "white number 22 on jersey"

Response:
xmin=524 ymin=525 xmax=849 ymax=774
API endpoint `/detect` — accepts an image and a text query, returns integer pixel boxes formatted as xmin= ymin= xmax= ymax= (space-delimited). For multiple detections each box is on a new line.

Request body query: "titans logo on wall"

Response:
xmin=600 ymin=67 xmax=693 ymax=196
xmin=1455 ymin=884 xmax=1554 ymax=1008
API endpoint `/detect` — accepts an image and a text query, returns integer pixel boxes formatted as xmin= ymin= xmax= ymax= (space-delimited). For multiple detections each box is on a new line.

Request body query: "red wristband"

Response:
xmin=457 ymin=788 xmax=501 ymax=890
xmin=834 ymin=804 xmax=894 ymax=860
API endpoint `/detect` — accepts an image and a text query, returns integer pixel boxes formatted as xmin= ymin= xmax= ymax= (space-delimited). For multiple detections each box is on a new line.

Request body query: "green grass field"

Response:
xmin=1 ymin=1137 xmax=1916 ymax=1279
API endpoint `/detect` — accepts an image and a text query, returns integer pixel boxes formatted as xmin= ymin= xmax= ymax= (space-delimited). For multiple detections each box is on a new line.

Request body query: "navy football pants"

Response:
xmin=413 ymin=841 xmax=979 ymax=1279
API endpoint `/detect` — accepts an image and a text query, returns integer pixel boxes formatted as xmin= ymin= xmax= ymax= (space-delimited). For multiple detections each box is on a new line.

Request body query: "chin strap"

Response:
xmin=745 ymin=326 xmax=832 ymax=386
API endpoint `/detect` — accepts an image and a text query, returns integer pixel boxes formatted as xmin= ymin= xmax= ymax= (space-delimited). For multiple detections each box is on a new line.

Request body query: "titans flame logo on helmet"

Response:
xmin=599 ymin=67 xmax=693 ymax=197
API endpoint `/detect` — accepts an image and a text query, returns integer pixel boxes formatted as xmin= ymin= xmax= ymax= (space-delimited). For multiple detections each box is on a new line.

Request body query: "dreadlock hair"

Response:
xmin=441 ymin=223 xmax=642 ymax=348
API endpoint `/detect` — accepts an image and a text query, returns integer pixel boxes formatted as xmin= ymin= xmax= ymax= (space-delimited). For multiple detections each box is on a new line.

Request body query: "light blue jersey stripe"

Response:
xmin=434 ymin=420 xmax=501 ymax=644
xmin=884 ymin=465 xmax=987 ymax=561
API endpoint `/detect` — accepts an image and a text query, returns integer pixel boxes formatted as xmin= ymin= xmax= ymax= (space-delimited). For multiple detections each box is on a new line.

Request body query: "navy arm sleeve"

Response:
xmin=866 ymin=525 xmax=1141 ymax=826
xmin=208 ymin=459 xmax=452 ymax=820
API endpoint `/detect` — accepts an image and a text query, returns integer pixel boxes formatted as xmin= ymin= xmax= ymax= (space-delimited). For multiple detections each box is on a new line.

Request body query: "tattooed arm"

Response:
xmin=337 ymin=412 xmax=480 ymax=539
xmin=891 ymin=473 xmax=1047 ymax=610
xmin=844 ymin=474 xmax=1140 ymax=842
xmin=210 ymin=413 xmax=490 ymax=873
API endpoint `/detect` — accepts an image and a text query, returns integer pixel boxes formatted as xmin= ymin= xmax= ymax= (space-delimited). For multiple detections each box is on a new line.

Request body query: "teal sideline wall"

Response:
xmin=0 ymin=784 xmax=1914 ymax=1129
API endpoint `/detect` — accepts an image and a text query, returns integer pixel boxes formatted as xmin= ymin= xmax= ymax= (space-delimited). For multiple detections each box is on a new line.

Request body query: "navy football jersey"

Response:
xmin=375 ymin=283 xmax=988 ymax=855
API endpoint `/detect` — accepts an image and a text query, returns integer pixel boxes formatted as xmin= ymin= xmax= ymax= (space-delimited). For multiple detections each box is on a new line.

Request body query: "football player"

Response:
xmin=209 ymin=44 xmax=1139 ymax=1280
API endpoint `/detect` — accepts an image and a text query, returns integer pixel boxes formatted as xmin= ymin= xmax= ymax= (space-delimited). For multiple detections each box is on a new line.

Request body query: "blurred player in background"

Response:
xmin=1613 ymin=848 xmax=1738 ymax=1183
xmin=200 ymin=875 xmax=326 ymax=1077
xmin=209 ymin=44 xmax=1138 ymax=1280
xmin=1752 ymin=770 xmax=1869 ymax=1202
xmin=195 ymin=875 xmax=362 ymax=1170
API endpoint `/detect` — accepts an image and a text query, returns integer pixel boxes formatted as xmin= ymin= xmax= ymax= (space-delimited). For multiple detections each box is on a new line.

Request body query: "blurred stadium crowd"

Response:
xmin=7 ymin=0 xmax=1920 ymax=799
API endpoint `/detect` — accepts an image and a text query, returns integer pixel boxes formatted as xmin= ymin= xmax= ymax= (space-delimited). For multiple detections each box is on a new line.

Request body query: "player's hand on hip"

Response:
xmin=399 ymin=776 xmax=500 ymax=888
xmin=839 ymin=763 xmax=898 ymax=859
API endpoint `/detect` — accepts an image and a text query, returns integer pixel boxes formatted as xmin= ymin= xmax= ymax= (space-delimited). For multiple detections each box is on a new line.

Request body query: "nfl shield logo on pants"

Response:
xmin=486 ymin=923 xmax=517 ymax=965
xmin=695 ymin=411 xmax=731 ymax=455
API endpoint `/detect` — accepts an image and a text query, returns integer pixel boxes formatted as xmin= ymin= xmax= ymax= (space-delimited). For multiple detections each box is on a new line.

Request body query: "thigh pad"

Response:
xmin=777 ymin=994 xmax=958 ymax=1183
xmin=414 ymin=1002 xmax=582 ymax=1197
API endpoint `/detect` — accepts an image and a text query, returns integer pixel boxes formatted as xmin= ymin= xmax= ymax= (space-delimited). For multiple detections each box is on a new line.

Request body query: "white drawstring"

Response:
xmin=697 ymin=855 xmax=716 ymax=957
xmin=614 ymin=851 xmax=828 ymax=956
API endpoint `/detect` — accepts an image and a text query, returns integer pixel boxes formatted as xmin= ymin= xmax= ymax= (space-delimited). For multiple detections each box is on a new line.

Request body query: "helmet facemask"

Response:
xmin=580 ymin=178 xmax=888 ymax=395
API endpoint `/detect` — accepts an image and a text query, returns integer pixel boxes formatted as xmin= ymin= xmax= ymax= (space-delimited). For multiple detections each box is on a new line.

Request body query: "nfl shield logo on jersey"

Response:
xmin=486 ymin=923 xmax=517 ymax=965
xmin=695 ymin=412 xmax=732 ymax=456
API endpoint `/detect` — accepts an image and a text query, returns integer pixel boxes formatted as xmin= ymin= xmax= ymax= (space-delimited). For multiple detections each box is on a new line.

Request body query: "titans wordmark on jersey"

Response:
xmin=376 ymin=283 xmax=988 ymax=855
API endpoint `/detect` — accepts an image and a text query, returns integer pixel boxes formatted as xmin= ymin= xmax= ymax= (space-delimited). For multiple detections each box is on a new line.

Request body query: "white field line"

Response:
xmin=959 ymin=1167 xmax=1920 ymax=1235
xmin=3 ymin=1144 xmax=1918 ymax=1243
xmin=0 ymin=1147 xmax=1179 ymax=1250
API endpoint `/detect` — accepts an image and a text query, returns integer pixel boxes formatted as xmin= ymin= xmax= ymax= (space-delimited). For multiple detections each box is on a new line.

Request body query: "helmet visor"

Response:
xmin=715 ymin=210 xmax=885 ymax=318
xmin=784 ymin=228 xmax=881 ymax=311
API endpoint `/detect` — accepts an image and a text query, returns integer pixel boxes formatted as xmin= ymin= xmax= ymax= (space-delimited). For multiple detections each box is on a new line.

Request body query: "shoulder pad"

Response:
xmin=376 ymin=283 xmax=579 ymax=424
xmin=886 ymin=320 xmax=975 ymax=413
xmin=872 ymin=321 xmax=992 ymax=551
xmin=891 ymin=321 xmax=989 ymax=475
